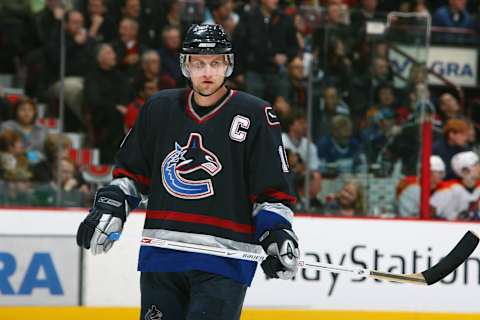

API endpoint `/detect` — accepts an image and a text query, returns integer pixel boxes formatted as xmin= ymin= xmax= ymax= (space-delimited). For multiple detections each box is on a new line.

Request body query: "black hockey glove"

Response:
xmin=76 ymin=185 xmax=127 ymax=255
xmin=259 ymin=228 xmax=300 ymax=280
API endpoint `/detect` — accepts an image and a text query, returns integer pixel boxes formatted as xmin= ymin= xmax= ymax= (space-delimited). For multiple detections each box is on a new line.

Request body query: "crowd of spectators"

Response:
xmin=0 ymin=0 xmax=480 ymax=219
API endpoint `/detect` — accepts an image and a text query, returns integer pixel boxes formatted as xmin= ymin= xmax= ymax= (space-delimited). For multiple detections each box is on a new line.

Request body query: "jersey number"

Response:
xmin=229 ymin=115 xmax=250 ymax=142
xmin=278 ymin=146 xmax=289 ymax=173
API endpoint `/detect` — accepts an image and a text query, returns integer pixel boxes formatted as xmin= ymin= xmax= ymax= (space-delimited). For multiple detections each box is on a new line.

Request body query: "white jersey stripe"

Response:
xmin=142 ymin=229 xmax=262 ymax=254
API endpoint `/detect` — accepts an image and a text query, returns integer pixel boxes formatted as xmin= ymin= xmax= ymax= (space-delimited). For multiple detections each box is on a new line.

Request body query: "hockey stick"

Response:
xmin=140 ymin=230 xmax=479 ymax=285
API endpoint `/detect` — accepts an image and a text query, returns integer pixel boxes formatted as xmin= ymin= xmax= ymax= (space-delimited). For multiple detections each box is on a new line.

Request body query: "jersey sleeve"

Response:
xmin=248 ymin=106 xmax=297 ymax=240
xmin=430 ymin=188 xmax=453 ymax=219
xmin=112 ymin=99 xmax=152 ymax=197
xmin=397 ymin=185 xmax=420 ymax=217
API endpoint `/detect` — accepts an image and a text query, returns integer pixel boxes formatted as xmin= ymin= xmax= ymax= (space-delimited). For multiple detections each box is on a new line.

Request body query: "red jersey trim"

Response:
xmin=250 ymin=188 xmax=297 ymax=205
xmin=113 ymin=168 xmax=151 ymax=186
xmin=435 ymin=179 xmax=462 ymax=191
xmin=186 ymin=89 xmax=236 ymax=124
xmin=146 ymin=209 xmax=255 ymax=234
xmin=396 ymin=176 xmax=418 ymax=198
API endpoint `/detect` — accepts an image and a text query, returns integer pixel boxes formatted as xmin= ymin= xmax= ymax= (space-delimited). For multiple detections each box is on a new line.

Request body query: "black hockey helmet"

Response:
xmin=180 ymin=24 xmax=234 ymax=77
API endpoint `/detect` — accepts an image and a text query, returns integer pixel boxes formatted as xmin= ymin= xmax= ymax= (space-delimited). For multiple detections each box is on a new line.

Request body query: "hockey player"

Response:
xmin=76 ymin=24 xmax=300 ymax=319
xmin=430 ymin=151 xmax=480 ymax=220
xmin=396 ymin=155 xmax=446 ymax=217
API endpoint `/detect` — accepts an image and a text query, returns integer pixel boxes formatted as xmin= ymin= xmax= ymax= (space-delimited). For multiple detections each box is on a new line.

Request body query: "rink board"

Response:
xmin=0 ymin=209 xmax=479 ymax=317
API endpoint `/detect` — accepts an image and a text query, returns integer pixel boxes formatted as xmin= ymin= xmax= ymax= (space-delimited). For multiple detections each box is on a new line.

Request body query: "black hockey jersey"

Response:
xmin=113 ymin=88 xmax=296 ymax=285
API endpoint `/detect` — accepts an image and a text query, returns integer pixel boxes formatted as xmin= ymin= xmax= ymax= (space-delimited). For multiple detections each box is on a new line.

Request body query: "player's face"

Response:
xmin=471 ymin=163 xmax=480 ymax=180
xmin=188 ymin=55 xmax=228 ymax=96
xmin=430 ymin=171 xmax=445 ymax=189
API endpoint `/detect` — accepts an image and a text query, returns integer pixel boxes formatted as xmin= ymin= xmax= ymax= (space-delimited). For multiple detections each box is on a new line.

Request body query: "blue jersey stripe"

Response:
xmin=138 ymin=246 xmax=258 ymax=286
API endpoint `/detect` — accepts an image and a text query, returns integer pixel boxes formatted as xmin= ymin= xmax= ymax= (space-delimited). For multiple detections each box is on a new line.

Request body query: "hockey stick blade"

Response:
xmin=140 ymin=230 xmax=479 ymax=286
xmin=369 ymin=231 xmax=479 ymax=285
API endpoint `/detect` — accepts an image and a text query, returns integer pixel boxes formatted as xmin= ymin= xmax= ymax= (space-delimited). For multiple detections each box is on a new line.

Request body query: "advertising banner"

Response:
xmin=0 ymin=235 xmax=80 ymax=306
xmin=0 ymin=210 xmax=478 ymax=312
xmin=390 ymin=45 xmax=478 ymax=87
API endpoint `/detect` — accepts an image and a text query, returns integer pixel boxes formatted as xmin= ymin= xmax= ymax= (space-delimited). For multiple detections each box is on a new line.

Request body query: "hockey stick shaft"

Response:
xmin=141 ymin=230 xmax=479 ymax=286
xmin=140 ymin=237 xmax=367 ymax=276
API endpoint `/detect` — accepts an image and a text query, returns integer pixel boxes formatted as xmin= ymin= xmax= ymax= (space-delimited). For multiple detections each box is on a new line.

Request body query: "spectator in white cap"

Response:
xmin=430 ymin=151 xmax=480 ymax=220
xmin=451 ymin=151 xmax=480 ymax=182
xmin=396 ymin=155 xmax=446 ymax=217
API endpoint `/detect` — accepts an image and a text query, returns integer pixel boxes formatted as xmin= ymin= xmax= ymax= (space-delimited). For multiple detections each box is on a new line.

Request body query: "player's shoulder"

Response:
xmin=435 ymin=179 xmax=462 ymax=192
xmin=232 ymin=90 xmax=280 ymax=125
xmin=232 ymin=90 xmax=269 ymax=109
xmin=396 ymin=176 xmax=418 ymax=198
xmin=146 ymin=88 xmax=187 ymax=109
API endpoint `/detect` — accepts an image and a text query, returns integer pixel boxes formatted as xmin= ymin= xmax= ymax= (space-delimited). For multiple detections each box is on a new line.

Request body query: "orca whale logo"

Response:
xmin=161 ymin=133 xmax=222 ymax=199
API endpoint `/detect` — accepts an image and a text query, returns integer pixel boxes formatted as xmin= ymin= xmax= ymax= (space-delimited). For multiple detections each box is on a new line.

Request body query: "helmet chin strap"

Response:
xmin=190 ymin=78 xmax=227 ymax=97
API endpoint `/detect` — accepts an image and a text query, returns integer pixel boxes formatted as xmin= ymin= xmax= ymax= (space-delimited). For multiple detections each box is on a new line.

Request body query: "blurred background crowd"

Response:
xmin=1 ymin=0 xmax=480 ymax=220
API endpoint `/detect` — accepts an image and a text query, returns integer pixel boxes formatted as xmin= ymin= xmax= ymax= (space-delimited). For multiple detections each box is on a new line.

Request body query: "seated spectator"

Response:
xmin=203 ymin=0 xmax=238 ymax=35
xmin=118 ymin=0 xmax=141 ymax=27
xmin=0 ymin=130 xmax=33 ymax=205
xmin=396 ymin=155 xmax=446 ymax=217
xmin=272 ymin=96 xmax=292 ymax=123
xmin=323 ymin=179 xmax=365 ymax=216
xmin=35 ymin=0 xmax=64 ymax=45
xmin=294 ymin=171 xmax=323 ymax=213
xmin=232 ymin=0 xmax=298 ymax=101
xmin=84 ymin=0 xmax=117 ymax=43
xmin=431 ymin=151 xmax=480 ymax=220
xmin=351 ymin=57 xmax=393 ymax=117
xmin=317 ymin=115 xmax=366 ymax=176
xmin=286 ymin=149 xmax=305 ymax=176
xmin=362 ymin=108 xmax=401 ymax=164
xmin=32 ymin=133 xmax=73 ymax=182
xmin=84 ymin=43 xmax=133 ymax=163
xmin=0 ymin=129 xmax=32 ymax=179
xmin=312 ymin=85 xmax=350 ymax=139
xmin=282 ymin=110 xmax=321 ymax=171
xmin=385 ymin=96 xmax=443 ymax=176
xmin=293 ymin=13 xmax=313 ymax=53
xmin=111 ymin=17 xmax=148 ymax=79
xmin=286 ymin=56 xmax=307 ymax=109
xmin=437 ymin=93 xmax=464 ymax=124
xmin=433 ymin=118 xmax=471 ymax=179
xmin=0 ymin=98 xmax=49 ymax=164
xmin=326 ymin=2 xmax=350 ymax=27
xmin=33 ymin=156 xmax=91 ymax=207
xmin=408 ymin=63 xmax=428 ymax=88
xmin=45 ymin=10 xmax=95 ymax=129
xmin=364 ymin=83 xmax=410 ymax=128
xmin=432 ymin=0 xmax=474 ymax=30
xmin=323 ymin=37 xmax=352 ymax=93
xmin=158 ymin=25 xmax=184 ymax=86
xmin=350 ymin=0 xmax=385 ymax=37
xmin=133 ymin=50 xmax=176 ymax=94
xmin=118 ymin=0 xmax=165 ymax=47
xmin=164 ymin=0 xmax=182 ymax=29
xmin=118 ymin=78 xmax=159 ymax=131
xmin=313 ymin=3 xmax=351 ymax=61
